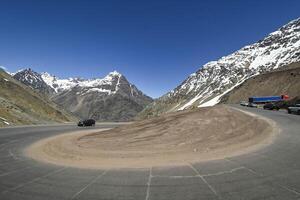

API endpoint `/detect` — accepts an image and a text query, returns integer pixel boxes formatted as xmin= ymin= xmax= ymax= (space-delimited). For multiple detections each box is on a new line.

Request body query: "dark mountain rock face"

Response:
xmin=13 ymin=68 xmax=55 ymax=95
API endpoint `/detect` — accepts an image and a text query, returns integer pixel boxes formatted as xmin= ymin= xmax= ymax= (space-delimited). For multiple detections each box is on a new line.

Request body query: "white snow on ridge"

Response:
xmin=249 ymin=48 xmax=282 ymax=69
xmin=84 ymin=88 xmax=114 ymax=95
xmin=178 ymin=93 xmax=202 ymax=110
xmin=41 ymin=72 xmax=56 ymax=87
xmin=41 ymin=70 xmax=122 ymax=94
xmin=198 ymin=76 xmax=249 ymax=107
xmin=108 ymin=70 xmax=122 ymax=77
xmin=178 ymin=86 xmax=210 ymax=110
xmin=41 ymin=72 xmax=79 ymax=93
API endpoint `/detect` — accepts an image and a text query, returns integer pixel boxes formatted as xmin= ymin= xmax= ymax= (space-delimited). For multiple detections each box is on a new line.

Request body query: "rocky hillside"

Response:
xmin=0 ymin=69 xmax=75 ymax=127
xmin=139 ymin=17 xmax=300 ymax=118
xmin=14 ymin=69 xmax=153 ymax=121
xmin=13 ymin=68 xmax=55 ymax=96
xmin=52 ymin=71 xmax=153 ymax=121
xmin=220 ymin=62 xmax=300 ymax=103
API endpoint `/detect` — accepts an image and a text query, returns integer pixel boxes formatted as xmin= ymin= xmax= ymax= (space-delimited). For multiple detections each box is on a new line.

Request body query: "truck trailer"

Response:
xmin=249 ymin=95 xmax=289 ymax=104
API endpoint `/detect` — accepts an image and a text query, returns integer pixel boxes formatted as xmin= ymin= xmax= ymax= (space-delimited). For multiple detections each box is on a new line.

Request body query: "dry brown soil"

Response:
xmin=26 ymin=106 xmax=277 ymax=169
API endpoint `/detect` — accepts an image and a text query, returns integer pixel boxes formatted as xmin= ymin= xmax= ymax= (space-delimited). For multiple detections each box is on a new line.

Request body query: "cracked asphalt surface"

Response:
xmin=0 ymin=106 xmax=300 ymax=200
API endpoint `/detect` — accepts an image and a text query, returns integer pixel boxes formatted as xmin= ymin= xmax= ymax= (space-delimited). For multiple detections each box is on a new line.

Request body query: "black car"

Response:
xmin=78 ymin=119 xmax=96 ymax=127
xmin=263 ymin=103 xmax=279 ymax=110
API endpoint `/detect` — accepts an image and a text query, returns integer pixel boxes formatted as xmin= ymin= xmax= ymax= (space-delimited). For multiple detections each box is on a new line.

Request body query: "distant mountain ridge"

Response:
xmin=0 ymin=69 xmax=75 ymax=127
xmin=13 ymin=68 xmax=55 ymax=95
xmin=139 ymin=17 xmax=300 ymax=118
xmin=13 ymin=69 xmax=153 ymax=121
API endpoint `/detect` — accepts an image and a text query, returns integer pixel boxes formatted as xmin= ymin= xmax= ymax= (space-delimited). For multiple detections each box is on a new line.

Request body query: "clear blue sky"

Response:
xmin=0 ymin=0 xmax=299 ymax=98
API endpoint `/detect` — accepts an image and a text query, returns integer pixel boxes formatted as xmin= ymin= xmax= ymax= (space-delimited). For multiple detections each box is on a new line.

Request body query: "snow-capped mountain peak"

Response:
xmin=39 ymin=70 xmax=125 ymax=93
xmin=15 ymin=68 xmax=43 ymax=83
xmin=41 ymin=72 xmax=56 ymax=85
xmin=13 ymin=68 xmax=55 ymax=95
xmin=14 ymin=68 xmax=45 ymax=87
xmin=15 ymin=69 xmax=141 ymax=98
xmin=50 ymin=70 xmax=153 ymax=121
xmin=107 ymin=70 xmax=122 ymax=77
xmin=41 ymin=72 xmax=81 ymax=93
xmin=12 ymin=68 xmax=153 ymax=121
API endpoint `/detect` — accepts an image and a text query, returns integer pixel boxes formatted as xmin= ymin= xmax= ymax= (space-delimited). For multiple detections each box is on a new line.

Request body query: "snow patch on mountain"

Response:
xmin=85 ymin=88 xmax=113 ymax=94
xmin=41 ymin=70 xmax=123 ymax=94
xmin=41 ymin=72 xmax=82 ymax=93
xmin=198 ymin=76 xmax=249 ymax=107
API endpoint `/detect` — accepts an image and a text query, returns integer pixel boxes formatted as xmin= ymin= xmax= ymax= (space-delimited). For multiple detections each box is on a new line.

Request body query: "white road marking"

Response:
xmin=8 ymin=149 xmax=20 ymax=160
xmin=151 ymin=166 xmax=245 ymax=179
xmin=71 ymin=170 xmax=108 ymax=199
xmin=145 ymin=167 xmax=152 ymax=200
xmin=1 ymin=167 xmax=67 ymax=194
xmin=202 ymin=167 xmax=245 ymax=177
xmin=251 ymin=151 xmax=299 ymax=171
xmin=0 ymin=165 xmax=37 ymax=177
xmin=187 ymin=163 xmax=221 ymax=199
xmin=0 ymin=136 xmax=38 ymax=151
xmin=0 ymin=139 xmax=22 ymax=148
xmin=0 ymin=158 xmax=28 ymax=167
xmin=225 ymin=158 xmax=300 ymax=196
xmin=0 ymin=154 xmax=13 ymax=159
xmin=276 ymin=184 xmax=300 ymax=196
xmin=151 ymin=175 xmax=197 ymax=179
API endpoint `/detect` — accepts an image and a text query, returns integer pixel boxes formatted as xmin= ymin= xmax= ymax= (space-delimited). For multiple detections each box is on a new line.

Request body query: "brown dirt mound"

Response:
xmin=26 ymin=106 xmax=276 ymax=169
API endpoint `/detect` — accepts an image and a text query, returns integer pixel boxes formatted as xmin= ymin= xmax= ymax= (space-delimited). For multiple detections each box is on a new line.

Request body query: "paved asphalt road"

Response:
xmin=0 ymin=106 xmax=299 ymax=200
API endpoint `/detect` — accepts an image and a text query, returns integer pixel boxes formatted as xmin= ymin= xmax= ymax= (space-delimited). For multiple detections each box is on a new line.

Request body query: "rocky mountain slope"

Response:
xmin=0 ymin=69 xmax=75 ymax=127
xmin=13 ymin=68 xmax=55 ymax=96
xmin=52 ymin=71 xmax=153 ymax=121
xmin=139 ymin=17 xmax=300 ymax=118
xmin=220 ymin=62 xmax=300 ymax=103
xmin=14 ymin=69 xmax=153 ymax=121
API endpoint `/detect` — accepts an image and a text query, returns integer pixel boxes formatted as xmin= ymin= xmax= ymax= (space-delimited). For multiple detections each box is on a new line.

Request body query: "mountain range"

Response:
xmin=0 ymin=69 xmax=75 ymax=127
xmin=3 ymin=17 xmax=300 ymax=124
xmin=139 ymin=17 xmax=300 ymax=118
xmin=13 ymin=69 xmax=153 ymax=121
